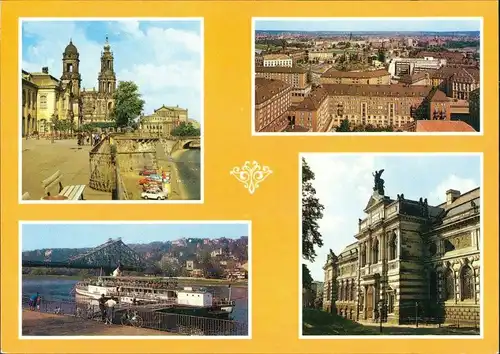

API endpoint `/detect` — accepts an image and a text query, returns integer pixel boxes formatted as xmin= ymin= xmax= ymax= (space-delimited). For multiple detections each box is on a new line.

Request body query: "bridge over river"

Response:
xmin=22 ymin=238 xmax=151 ymax=273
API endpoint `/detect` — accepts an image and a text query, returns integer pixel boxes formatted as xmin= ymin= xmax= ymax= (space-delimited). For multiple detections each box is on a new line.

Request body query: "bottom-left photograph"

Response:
xmin=20 ymin=221 xmax=251 ymax=338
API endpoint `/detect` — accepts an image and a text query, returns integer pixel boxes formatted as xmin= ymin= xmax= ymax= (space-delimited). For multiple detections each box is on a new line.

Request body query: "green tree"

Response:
xmin=170 ymin=122 xmax=200 ymax=137
xmin=302 ymin=264 xmax=313 ymax=290
xmin=337 ymin=119 xmax=350 ymax=132
xmin=377 ymin=49 xmax=386 ymax=63
xmin=302 ymin=158 xmax=324 ymax=262
xmin=111 ymin=81 xmax=145 ymax=127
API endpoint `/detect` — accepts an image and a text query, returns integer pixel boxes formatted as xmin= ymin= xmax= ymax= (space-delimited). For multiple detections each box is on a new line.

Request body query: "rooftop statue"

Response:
xmin=372 ymin=169 xmax=385 ymax=195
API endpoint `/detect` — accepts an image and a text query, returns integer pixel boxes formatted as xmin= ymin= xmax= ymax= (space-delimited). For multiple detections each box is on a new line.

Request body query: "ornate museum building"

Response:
xmin=21 ymin=36 xmax=117 ymax=136
xmin=322 ymin=171 xmax=480 ymax=325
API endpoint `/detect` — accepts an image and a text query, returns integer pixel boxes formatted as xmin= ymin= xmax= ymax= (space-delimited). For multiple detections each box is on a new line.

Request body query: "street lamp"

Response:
xmin=51 ymin=123 xmax=55 ymax=144
xmin=378 ymin=300 xmax=384 ymax=333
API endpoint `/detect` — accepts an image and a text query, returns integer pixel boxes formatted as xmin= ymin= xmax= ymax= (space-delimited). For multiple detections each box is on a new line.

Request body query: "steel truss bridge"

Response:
xmin=22 ymin=238 xmax=150 ymax=272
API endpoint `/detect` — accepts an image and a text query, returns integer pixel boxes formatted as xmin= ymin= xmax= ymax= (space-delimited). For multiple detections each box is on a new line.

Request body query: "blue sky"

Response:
xmin=302 ymin=154 xmax=481 ymax=281
xmin=255 ymin=19 xmax=481 ymax=32
xmin=22 ymin=20 xmax=202 ymax=121
xmin=22 ymin=223 xmax=249 ymax=251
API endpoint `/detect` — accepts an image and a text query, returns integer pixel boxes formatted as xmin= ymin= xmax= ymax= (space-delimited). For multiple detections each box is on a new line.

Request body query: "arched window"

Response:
xmin=445 ymin=269 xmax=455 ymax=300
xmin=351 ymin=281 xmax=355 ymax=301
xmin=23 ymin=90 xmax=26 ymax=107
xmin=346 ymin=281 xmax=351 ymax=301
xmin=338 ymin=282 xmax=343 ymax=301
xmin=389 ymin=232 xmax=397 ymax=260
xmin=361 ymin=244 xmax=366 ymax=267
xmin=373 ymin=238 xmax=379 ymax=263
xmin=460 ymin=266 xmax=474 ymax=300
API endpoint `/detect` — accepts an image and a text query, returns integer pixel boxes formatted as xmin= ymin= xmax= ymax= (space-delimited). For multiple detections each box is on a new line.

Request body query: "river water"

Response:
xmin=22 ymin=277 xmax=248 ymax=324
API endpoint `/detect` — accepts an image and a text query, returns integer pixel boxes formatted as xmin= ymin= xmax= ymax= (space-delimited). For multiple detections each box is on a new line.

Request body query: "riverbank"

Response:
xmin=22 ymin=311 xmax=172 ymax=336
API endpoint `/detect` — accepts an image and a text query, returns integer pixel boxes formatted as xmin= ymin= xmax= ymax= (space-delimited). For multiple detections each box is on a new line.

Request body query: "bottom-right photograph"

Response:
xmin=300 ymin=153 xmax=482 ymax=337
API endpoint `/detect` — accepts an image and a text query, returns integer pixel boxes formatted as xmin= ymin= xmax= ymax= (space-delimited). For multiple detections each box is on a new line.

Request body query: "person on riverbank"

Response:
xmin=105 ymin=297 xmax=117 ymax=324
xmin=28 ymin=293 xmax=40 ymax=310
xmin=99 ymin=294 xmax=106 ymax=321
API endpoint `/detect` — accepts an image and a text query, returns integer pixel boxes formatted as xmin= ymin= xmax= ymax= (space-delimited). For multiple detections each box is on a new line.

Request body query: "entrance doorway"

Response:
xmin=366 ymin=286 xmax=374 ymax=319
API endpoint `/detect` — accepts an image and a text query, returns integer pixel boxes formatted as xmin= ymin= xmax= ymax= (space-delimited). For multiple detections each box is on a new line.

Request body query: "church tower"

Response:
xmin=98 ymin=35 xmax=117 ymax=96
xmin=61 ymin=39 xmax=82 ymax=96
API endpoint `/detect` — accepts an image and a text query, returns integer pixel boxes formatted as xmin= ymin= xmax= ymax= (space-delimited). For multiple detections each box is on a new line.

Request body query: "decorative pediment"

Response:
xmin=363 ymin=191 xmax=384 ymax=212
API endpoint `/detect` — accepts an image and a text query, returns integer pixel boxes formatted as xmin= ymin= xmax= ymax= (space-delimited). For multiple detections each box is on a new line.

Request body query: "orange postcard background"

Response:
xmin=1 ymin=1 xmax=499 ymax=353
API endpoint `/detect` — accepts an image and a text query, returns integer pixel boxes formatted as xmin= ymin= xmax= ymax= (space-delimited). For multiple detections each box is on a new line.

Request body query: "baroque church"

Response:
xmin=322 ymin=171 xmax=480 ymax=326
xmin=21 ymin=36 xmax=117 ymax=136
xmin=64 ymin=36 xmax=117 ymax=124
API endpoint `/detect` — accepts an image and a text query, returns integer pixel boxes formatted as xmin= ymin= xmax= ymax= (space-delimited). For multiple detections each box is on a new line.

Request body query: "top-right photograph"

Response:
xmin=252 ymin=17 xmax=482 ymax=135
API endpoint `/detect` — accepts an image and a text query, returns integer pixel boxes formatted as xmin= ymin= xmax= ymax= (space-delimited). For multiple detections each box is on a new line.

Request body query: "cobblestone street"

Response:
xmin=22 ymin=138 xmax=111 ymax=200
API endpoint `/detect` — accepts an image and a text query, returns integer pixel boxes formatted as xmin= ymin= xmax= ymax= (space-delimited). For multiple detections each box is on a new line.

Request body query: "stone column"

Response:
xmin=452 ymin=262 xmax=461 ymax=304
xmin=473 ymin=259 xmax=480 ymax=305
xmin=363 ymin=285 xmax=368 ymax=320
xmin=396 ymin=230 xmax=401 ymax=259
xmin=371 ymin=285 xmax=377 ymax=320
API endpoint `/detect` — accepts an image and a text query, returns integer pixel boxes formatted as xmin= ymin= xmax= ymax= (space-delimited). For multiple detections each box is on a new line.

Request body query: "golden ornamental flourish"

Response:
xmin=230 ymin=161 xmax=273 ymax=195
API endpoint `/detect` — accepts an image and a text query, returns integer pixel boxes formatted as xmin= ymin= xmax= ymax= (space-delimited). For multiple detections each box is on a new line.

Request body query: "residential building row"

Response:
xmin=254 ymin=65 xmax=479 ymax=132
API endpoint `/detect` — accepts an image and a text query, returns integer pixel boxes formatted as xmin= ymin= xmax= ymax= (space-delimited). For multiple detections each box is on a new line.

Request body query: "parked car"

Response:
xmin=138 ymin=177 xmax=162 ymax=185
xmin=148 ymin=174 xmax=163 ymax=182
xmin=139 ymin=169 xmax=157 ymax=176
xmin=141 ymin=190 xmax=168 ymax=200
xmin=142 ymin=183 xmax=162 ymax=191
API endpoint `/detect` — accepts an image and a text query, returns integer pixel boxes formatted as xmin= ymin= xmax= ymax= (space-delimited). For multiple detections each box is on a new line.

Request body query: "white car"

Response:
xmin=141 ymin=190 xmax=168 ymax=200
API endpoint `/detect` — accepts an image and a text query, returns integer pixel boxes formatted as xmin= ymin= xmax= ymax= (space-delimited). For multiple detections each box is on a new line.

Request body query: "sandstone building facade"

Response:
xmin=139 ymin=105 xmax=189 ymax=136
xmin=323 ymin=175 xmax=480 ymax=326
xmin=21 ymin=37 xmax=117 ymax=136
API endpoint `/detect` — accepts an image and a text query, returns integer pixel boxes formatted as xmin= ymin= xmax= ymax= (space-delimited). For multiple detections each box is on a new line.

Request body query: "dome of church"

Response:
xmin=64 ymin=40 xmax=78 ymax=55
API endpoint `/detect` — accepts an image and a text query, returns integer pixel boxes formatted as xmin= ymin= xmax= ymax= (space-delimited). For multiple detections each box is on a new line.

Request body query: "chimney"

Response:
xmin=42 ymin=67 xmax=49 ymax=74
xmin=445 ymin=189 xmax=461 ymax=205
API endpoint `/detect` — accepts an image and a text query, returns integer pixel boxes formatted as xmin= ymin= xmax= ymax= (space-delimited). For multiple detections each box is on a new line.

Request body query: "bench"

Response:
xmin=59 ymin=184 xmax=86 ymax=200
xmin=41 ymin=170 xmax=86 ymax=200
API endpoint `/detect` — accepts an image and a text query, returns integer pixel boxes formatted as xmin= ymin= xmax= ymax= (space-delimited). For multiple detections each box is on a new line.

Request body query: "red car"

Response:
xmin=138 ymin=177 xmax=159 ymax=185
xmin=139 ymin=169 xmax=157 ymax=176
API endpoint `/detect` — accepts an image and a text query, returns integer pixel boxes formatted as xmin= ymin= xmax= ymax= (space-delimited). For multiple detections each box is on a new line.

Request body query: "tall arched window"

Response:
xmin=351 ymin=281 xmax=355 ymax=302
xmin=373 ymin=238 xmax=379 ymax=263
xmin=389 ymin=232 xmax=397 ymax=260
xmin=361 ymin=244 xmax=366 ymax=267
xmin=445 ymin=269 xmax=455 ymax=300
xmin=338 ymin=282 xmax=343 ymax=301
xmin=460 ymin=266 xmax=474 ymax=300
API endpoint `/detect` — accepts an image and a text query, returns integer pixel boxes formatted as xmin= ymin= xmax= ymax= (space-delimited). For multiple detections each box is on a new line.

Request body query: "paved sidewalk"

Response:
xmin=22 ymin=139 xmax=111 ymax=200
xmin=22 ymin=310 xmax=172 ymax=336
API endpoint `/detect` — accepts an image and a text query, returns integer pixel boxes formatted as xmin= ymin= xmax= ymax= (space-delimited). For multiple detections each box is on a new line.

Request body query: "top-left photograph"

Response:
xmin=20 ymin=18 xmax=203 ymax=203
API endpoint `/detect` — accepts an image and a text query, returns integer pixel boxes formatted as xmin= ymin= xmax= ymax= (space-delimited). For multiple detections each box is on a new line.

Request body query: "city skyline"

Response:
xmin=255 ymin=18 xmax=482 ymax=33
xmin=22 ymin=222 xmax=249 ymax=251
xmin=21 ymin=19 xmax=203 ymax=120
xmin=302 ymin=154 xmax=481 ymax=281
